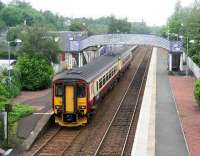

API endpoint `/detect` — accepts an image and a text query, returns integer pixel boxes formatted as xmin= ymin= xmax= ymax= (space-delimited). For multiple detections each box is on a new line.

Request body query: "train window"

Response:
xmin=106 ymin=73 xmax=109 ymax=81
xmin=55 ymin=84 xmax=63 ymax=97
xmin=103 ymin=75 xmax=106 ymax=84
xmin=112 ymin=70 xmax=114 ymax=76
xmin=109 ymin=71 xmax=112 ymax=79
xmin=96 ymin=82 xmax=99 ymax=91
xmin=114 ymin=67 xmax=116 ymax=73
xmin=77 ymin=85 xmax=86 ymax=97
xmin=99 ymin=80 xmax=102 ymax=88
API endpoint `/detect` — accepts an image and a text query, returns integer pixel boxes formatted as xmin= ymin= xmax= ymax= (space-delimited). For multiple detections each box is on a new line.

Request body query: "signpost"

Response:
xmin=3 ymin=103 xmax=12 ymax=147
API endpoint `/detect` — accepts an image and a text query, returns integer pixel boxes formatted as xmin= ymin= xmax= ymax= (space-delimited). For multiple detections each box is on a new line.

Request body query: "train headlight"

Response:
xmin=54 ymin=105 xmax=62 ymax=114
xmin=79 ymin=105 xmax=86 ymax=109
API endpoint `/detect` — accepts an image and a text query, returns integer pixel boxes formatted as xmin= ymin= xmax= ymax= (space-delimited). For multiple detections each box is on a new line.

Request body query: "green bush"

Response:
xmin=194 ymin=79 xmax=200 ymax=107
xmin=16 ymin=55 xmax=54 ymax=90
xmin=0 ymin=67 xmax=21 ymax=98
xmin=0 ymin=96 xmax=8 ymax=111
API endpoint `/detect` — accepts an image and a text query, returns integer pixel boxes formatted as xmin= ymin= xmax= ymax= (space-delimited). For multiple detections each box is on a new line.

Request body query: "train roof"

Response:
xmin=53 ymin=45 xmax=136 ymax=83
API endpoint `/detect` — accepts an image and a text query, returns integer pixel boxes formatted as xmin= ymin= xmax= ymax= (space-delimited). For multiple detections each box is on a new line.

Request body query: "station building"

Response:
xmin=51 ymin=31 xmax=102 ymax=72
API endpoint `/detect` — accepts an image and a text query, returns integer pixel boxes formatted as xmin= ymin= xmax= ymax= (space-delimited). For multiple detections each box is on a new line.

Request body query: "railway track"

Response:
xmin=32 ymin=127 xmax=81 ymax=156
xmin=93 ymin=47 xmax=152 ymax=156
xmin=28 ymin=46 xmax=151 ymax=156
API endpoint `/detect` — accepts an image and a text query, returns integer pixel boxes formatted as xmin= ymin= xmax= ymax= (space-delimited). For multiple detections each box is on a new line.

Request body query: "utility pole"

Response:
xmin=167 ymin=25 xmax=170 ymax=40
xmin=186 ymin=36 xmax=189 ymax=76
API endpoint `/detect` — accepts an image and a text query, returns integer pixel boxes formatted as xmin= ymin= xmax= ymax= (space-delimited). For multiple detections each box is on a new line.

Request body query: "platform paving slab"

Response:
xmin=15 ymin=89 xmax=52 ymax=139
xmin=156 ymin=48 xmax=189 ymax=156
xmin=10 ymin=89 xmax=53 ymax=155
xmin=169 ymin=76 xmax=200 ymax=156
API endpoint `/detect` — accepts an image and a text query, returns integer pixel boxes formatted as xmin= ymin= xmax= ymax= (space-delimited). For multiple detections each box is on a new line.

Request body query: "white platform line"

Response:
xmin=33 ymin=112 xmax=53 ymax=115
xmin=131 ymin=47 xmax=157 ymax=156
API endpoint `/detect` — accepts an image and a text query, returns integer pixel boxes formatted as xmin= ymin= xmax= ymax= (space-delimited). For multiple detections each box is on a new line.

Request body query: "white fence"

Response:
xmin=183 ymin=53 xmax=200 ymax=78
xmin=53 ymin=64 xmax=61 ymax=74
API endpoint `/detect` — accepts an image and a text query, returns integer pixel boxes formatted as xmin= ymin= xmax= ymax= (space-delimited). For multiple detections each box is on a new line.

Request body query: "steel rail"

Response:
xmin=93 ymin=47 xmax=150 ymax=156
xmin=60 ymin=130 xmax=82 ymax=156
xmin=120 ymin=48 xmax=152 ymax=156
xmin=32 ymin=127 xmax=81 ymax=156
xmin=32 ymin=127 xmax=61 ymax=156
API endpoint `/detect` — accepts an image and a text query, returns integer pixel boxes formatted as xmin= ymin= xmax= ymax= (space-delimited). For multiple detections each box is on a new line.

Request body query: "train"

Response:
xmin=52 ymin=45 xmax=137 ymax=127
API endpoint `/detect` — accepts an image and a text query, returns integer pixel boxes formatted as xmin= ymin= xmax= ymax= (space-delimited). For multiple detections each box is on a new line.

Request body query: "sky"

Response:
xmin=2 ymin=0 xmax=195 ymax=26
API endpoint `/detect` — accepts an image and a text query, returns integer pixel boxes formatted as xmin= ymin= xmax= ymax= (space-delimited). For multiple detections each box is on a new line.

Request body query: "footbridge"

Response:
xmin=69 ymin=34 xmax=173 ymax=51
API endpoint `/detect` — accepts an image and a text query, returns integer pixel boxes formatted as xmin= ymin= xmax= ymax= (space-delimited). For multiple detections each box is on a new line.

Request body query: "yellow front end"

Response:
xmin=78 ymin=97 xmax=87 ymax=115
xmin=54 ymin=84 xmax=88 ymax=127
xmin=54 ymin=97 xmax=62 ymax=114
xmin=65 ymin=85 xmax=74 ymax=113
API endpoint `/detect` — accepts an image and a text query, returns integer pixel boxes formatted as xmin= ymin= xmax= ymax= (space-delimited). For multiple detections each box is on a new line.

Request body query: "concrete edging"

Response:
xmin=22 ymin=111 xmax=53 ymax=150
xmin=131 ymin=47 xmax=157 ymax=156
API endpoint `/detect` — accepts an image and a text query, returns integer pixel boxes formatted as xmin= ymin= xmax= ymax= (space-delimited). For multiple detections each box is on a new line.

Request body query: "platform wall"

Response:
xmin=183 ymin=52 xmax=200 ymax=78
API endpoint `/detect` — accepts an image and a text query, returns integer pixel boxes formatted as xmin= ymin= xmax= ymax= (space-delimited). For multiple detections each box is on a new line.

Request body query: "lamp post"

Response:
xmin=167 ymin=25 xmax=170 ymax=40
xmin=7 ymin=39 xmax=22 ymax=84
xmin=4 ymin=39 xmax=21 ymax=148
xmin=185 ymin=37 xmax=195 ymax=76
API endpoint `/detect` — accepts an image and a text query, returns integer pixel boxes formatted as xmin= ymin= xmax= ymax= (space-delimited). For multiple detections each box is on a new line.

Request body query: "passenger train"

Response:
xmin=52 ymin=45 xmax=137 ymax=127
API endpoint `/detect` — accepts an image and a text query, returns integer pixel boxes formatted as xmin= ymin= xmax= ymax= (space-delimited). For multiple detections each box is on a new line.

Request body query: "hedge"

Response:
xmin=0 ymin=67 xmax=21 ymax=98
xmin=194 ymin=78 xmax=200 ymax=107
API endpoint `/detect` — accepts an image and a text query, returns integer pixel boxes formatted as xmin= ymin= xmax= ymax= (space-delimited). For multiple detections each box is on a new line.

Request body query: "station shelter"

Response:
xmin=168 ymin=41 xmax=183 ymax=72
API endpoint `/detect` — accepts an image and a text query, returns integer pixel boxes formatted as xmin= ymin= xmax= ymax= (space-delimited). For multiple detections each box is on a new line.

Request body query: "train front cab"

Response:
xmin=53 ymin=80 xmax=88 ymax=127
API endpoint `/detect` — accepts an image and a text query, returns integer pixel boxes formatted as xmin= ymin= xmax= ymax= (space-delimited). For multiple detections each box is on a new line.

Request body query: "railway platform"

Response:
xmin=10 ymin=89 xmax=52 ymax=155
xmin=132 ymin=48 xmax=189 ymax=156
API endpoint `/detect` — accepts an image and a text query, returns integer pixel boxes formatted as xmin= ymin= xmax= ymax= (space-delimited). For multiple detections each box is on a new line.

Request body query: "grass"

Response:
xmin=0 ymin=97 xmax=34 ymax=124
xmin=0 ymin=97 xmax=34 ymax=148
xmin=9 ymin=104 xmax=34 ymax=124
xmin=0 ymin=96 xmax=8 ymax=111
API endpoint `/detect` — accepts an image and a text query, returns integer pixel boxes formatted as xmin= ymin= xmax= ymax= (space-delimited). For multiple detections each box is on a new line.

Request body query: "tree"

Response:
xmin=19 ymin=25 xmax=60 ymax=63
xmin=131 ymin=21 xmax=150 ymax=34
xmin=108 ymin=16 xmax=131 ymax=33
xmin=7 ymin=25 xmax=22 ymax=42
xmin=69 ymin=20 xmax=88 ymax=31
xmin=0 ymin=18 xmax=5 ymax=31
xmin=0 ymin=6 xmax=23 ymax=26
xmin=166 ymin=1 xmax=189 ymax=39
xmin=0 ymin=0 xmax=4 ymax=10
xmin=165 ymin=0 xmax=200 ymax=66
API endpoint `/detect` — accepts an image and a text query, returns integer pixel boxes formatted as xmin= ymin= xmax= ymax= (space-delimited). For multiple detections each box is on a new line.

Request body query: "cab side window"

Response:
xmin=55 ymin=84 xmax=63 ymax=97
xmin=77 ymin=85 xmax=86 ymax=97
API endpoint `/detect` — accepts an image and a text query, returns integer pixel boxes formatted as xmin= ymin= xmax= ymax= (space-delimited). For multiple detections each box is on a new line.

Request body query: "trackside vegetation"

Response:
xmin=0 ymin=97 xmax=34 ymax=124
xmin=0 ymin=96 xmax=34 ymax=148
xmin=0 ymin=67 xmax=21 ymax=98
xmin=194 ymin=79 xmax=200 ymax=108
xmin=164 ymin=1 xmax=200 ymax=106
xmin=164 ymin=1 xmax=200 ymax=66
xmin=16 ymin=55 xmax=54 ymax=90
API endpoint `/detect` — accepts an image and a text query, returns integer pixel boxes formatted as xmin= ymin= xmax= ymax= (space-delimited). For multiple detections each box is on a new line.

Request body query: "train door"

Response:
xmin=65 ymin=85 xmax=75 ymax=113
xmin=118 ymin=57 xmax=122 ymax=70
xmin=172 ymin=53 xmax=181 ymax=71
